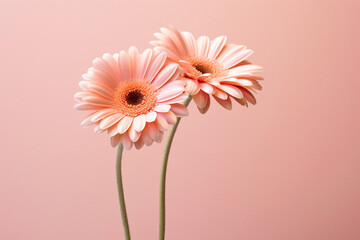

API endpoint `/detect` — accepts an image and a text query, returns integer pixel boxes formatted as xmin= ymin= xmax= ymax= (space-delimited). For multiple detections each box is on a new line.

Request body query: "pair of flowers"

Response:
xmin=75 ymin=27 xmax=263 ymax=149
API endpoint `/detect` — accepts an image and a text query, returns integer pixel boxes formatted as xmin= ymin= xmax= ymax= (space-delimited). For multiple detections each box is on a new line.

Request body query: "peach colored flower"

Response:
xmin=151 ymin=27 xmax=263 ymax=113
xmin=75 ymin=47 xmax=188 ymax=150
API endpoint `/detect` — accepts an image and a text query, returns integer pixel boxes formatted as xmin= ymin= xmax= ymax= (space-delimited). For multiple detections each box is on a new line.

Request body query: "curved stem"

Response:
xmin=159 ymin=96 xmax=192 ymax=240
xmin=116 ymin=143 xmax=131 ymax=240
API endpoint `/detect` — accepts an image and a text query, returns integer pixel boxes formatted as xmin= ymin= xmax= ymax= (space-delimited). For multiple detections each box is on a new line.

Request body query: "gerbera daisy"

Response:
xmin=151 ymin=27 xmax=263 ymax=113
xmin=75 ymin=47 xmax=189 ymax=150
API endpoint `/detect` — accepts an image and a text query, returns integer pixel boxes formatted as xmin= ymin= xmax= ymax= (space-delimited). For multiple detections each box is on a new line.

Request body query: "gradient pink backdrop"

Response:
xmin=1 ymin=0 xmax=360 ymax=239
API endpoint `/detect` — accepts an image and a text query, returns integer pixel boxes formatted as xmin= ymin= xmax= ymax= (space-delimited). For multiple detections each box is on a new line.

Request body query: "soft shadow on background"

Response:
xmin=1 ymin=0 xmax=359 ymax=239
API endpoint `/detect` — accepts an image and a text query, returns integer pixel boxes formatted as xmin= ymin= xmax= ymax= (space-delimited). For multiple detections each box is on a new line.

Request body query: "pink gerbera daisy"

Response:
xmin=151 ymin=27 xmax=263 ymax=113
xmin=75 ymin=47 xmax=189 ymax=150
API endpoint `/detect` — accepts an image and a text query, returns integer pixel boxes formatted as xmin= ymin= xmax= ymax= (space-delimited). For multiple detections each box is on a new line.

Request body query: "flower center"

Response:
xmin=184 ymin=57 xmax=225 ymax=81
xmin=113 ymin=80 xmax=158 ymax=117
xmin=193 ymin=64 xmax=212 ymax=74
xmin=125 ymin=90 xmax=144 ymax=105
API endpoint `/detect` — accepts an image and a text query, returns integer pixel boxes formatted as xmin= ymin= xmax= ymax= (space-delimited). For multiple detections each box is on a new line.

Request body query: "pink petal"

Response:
xmin=108 ymin=124 xmax=119 ymax=137
xmin=158 ymin=28 xmax=184 ymax=57
xmin=120 ymin=133 xmax=133 ymax=150
xmin=102 ymin=53 xmax=121 ymax=80
xmin=234 ymin=97 xmax=248 ymax=107
xmin=159 ymin=111 xmax=177 ymax=125
xmin=155 ymin=115 xmax=169 ymax=131
xmin=82 ymin=96 xmax=113 ymax=107
xmin=154 ymin=104 xmax=171 ymax=112
xmin=128 ymin=46 xmax=140 ymax=80
xmin=134 ymin=140 xmax=144 ymax=149
xmin=93 ymin=57 xmax=115 ymax=78
xmin=213 ymin=95 xmax=232 ymax=110
xmin=118 ymin=51 xmax=131 ymax=81
xmin=145 ymin=112 xmax=157 ymax=122
xmin=222 ymin=49 xmax=253 ymax=69
xmin=91 ymin=108 xmax=118 ymax=122
xmin=181 ymin=31 xmax=196 ymax=56
xmin=198 ymin=95 xmax=210 ymax=114
xmin=87 ymin=82 xmax=114 ymax=99
xmin=185 ymin=79 xmax=200 ymax=95
xmin=128 ymin=124 xmax=141 ymax=142
xmin=144 ymin=122 xmax=160 ymax=141
xmin=199 ymin=83 xmax=215 ymax=95
xmin=164 ymin=27 xmax=187 ymax=56
xmin=94 ymin=125 xmax=105 ymax=134
xmin=139 ymin=49 xmax=153 ymax=80
xmin=216 ymin=45 xmax=246 ymax=63
xmin=170 ymin=104 xmax=189 ymax=117
xmin=157 ymin=85 xmax=185 ymax=102
xmin=133 ymin=115 xmax=146 ymax=132
xmin=110 ymin=134 xmax=122 ymax=147
xmin=192 ymin=90 xmax=208 ymax=109
xmin=99 ymin=113 xmax=124 ymax=129
xmin=220 ymin=78 xmax=253 ymax=87
xmin=117 ymin=116 xmax=133 ymax=134
xmin=152 ymin=63 xmax=179 ymax=89
xmin=218 ymin=84 xmax=243 ymax=99
xmin=144 ymin=52 xmax=167 ymax=83
xmin=227 ymin=64 xmax=263 ymax=76
xmin=81 ymin=114 xmax=97 ymax=127
xmin=196 ymin=36 xmax=210 ymax=58
xmin=159 ymin=94 xmax=189 ymax=105
xmin=141 ymin=128 xmax=155 ymax=145
xmin=74 ymin=103 xmax=102 ymax=111
xmin=208 ymin=36 xmax=227 ymax=60
xmin=213 ymin=87 xmax=228 ymax=100
xmin=240 ymin=88 xmax=257 ymax=105
xmin=155 ymin=131 xmax=164 ymax=143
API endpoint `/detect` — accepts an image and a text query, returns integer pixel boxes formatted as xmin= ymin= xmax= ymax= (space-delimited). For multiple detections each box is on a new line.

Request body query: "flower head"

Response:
xmin=151 ymin=27 xmax=263 ymax=113
xmin=75 ymin=47 xmax=188 ymax=149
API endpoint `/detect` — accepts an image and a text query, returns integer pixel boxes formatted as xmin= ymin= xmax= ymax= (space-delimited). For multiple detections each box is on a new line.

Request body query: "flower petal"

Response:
xmin=91 ymin=108 xmax=118 ymax=122
xmin=133 ymin=115 xmax=146 ymax=132
xmin=128 ymin=46 xmax=140 ymax=80
xmin=196 ymin=36 xmax=210 ymax=58
xmin=208 ymin=36 xmax=227 ymax=60
xmin=120 ymin=133 xmax=133 ymax=150
xmin=170 ymin=104 xmax=189 ymax=117
xmin=144 ymin=52 xmax=167 ymax=83
xmin=155 ymin=115 xmax=169 ymax=131
xmin=117 ymin=116 xmax=133 ymax=134
xmin=128 ymin=123 xmax=141 ymax=142
xmin=82 ymin=96 xmax=113 ymax=107
xmin=222 ymin=49 xmax=253 ymax=69
xmin=154 ymin=104 xmax=171 ymax=112
xmin=157 ymin=85 xmax=185 ymax=102
xmin=181 ymin=31 xmax=196 ymax=56
xmin=145 ymin=112 xmax=157 ymax=122
xmin=118 ymin=51 xmax=131 ymax=81
xmin=99 ymin=113 xmax=124 ymax=129
xmin=213 ymin=95 xmax=232 ymax=110
xmin=152 ymin=63 xmax=179 ymax=89
xmin=139 ymin=49 xmax=153 ymax=80
xmin=110 ymin=134 xmax=122 ymax=147
xmin=218 ymin=84 xmax=243 ymax=99
xmin=185 ymin=79 xmax=200 ymax=95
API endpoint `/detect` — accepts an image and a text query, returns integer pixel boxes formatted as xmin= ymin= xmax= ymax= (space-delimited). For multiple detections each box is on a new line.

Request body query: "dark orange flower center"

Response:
xmin=125 ymin=90 xmax=144 ymax=105
xmin=113 ymin=80 xmax=158 ymax=117
xmin=184 ymin=57 xmax=226 ymax=81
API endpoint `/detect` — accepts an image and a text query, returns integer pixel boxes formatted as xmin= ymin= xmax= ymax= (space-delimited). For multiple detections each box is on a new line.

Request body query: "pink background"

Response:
xmin=1 ymin=0 xmax=360 ymax=239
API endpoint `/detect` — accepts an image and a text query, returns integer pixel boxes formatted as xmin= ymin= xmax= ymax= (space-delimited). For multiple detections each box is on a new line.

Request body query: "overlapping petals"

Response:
xmin=151 ymin=27 xmax=263 ymax=113
xmin=75 ymin=47 xmax=188 ymax=149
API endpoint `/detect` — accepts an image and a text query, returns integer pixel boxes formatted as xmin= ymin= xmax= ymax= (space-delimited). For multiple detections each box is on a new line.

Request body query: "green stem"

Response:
xmin=159 ymin=96 xmax=192 ymax=240
xmin=116 ymin=143 xmax=131 ymax=240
